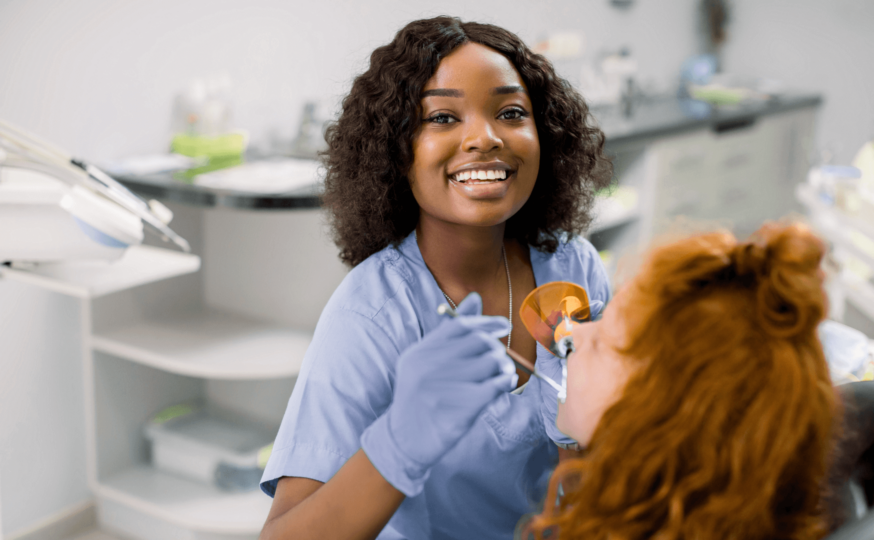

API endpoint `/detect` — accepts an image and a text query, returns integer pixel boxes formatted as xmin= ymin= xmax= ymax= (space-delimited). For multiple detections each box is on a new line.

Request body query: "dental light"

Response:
xmin=0 ymin=119 xmax=190 ymax=264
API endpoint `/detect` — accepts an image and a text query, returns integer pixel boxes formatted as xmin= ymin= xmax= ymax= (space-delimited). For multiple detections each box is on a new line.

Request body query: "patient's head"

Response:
xmin=537 ymin=222 xmax=837 ymax=540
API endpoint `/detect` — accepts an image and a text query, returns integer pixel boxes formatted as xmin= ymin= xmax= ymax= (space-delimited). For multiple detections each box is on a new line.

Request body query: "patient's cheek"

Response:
xmin=556 ymin=401 xmax=568 ymax=434
xmin=555 ymin=377 xmax=587 ymax=442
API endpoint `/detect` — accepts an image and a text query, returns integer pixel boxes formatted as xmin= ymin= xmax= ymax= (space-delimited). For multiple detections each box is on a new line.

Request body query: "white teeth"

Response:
xmin=452 ymin=169 xmax=510 ymax=182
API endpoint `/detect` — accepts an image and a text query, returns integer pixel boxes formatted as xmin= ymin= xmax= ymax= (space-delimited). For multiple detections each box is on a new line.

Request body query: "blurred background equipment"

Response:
xmin=144 ymin=403 xmax=274 ymax=492
xmin=0 ymin=119 xmax=190 ymax=263
xmin=799 ymin=137 xmax=874 ymax=339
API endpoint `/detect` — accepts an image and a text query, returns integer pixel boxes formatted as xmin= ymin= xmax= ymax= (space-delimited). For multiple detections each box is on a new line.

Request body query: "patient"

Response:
xmin=528 ymin=222 xmax=838 ymax=540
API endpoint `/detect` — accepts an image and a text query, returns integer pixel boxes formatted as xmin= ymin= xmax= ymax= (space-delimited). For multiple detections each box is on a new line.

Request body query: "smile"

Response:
xmin=451 ymin=169 xmax=509 ymax=183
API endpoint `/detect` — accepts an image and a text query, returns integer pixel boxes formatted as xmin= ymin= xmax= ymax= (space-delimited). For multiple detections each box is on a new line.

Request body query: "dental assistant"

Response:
xmin=259 ymin=17 xmax=613 ymax=540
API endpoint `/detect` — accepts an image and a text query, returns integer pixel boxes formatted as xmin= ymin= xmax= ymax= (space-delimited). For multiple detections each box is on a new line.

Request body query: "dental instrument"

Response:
xmin=437 ymin=302 xmax=567 ymax=399
xmin=0 ymin=118 xmax=190 ymax=263
xmin=437 ymin=281 xmax=604 ymax=403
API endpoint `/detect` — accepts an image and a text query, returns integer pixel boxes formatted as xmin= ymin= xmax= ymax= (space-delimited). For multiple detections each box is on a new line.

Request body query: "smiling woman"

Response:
xmin=258 ymin=16 xmax=613 ymax=540
xmin=321 ymin=17 xmax=612 ymax=268
xmin=410 ymin=43 xmax=540 ymax=229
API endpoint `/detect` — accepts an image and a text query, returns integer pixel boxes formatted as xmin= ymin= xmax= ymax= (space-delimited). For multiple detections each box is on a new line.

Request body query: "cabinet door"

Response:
xmin=709 ymin=119 xmax=779 ymax=236
xmin=650 ymin=130 xmax=716 ymax=231
xmin=649 ymin=109 xmax=814 ymax=238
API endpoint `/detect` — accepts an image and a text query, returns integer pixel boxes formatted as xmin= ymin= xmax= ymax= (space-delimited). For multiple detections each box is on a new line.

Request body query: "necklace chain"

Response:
xmin=439 ymin=244 xmax=512 ymax=351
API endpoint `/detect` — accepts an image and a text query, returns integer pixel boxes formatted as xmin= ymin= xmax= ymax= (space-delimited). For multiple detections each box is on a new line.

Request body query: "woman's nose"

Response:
xmin=461 ymin=118 xmax=503 ymax=153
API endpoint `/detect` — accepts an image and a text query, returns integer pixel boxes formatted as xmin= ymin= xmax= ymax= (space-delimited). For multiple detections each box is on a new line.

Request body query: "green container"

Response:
xmin=171 ymin=131 xmax=248 ymax=159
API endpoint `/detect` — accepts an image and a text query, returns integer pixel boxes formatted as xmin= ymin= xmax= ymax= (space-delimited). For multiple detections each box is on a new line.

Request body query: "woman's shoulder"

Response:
xmin=554 ymin=234 xmax=600 ymax=260
xmin=321 ymin=243 xmax=421 ymax=329
xmin=533 ymin=234 xmax=602 ymax=274
xmin=532 ymin=235 xmax=611 ymax=303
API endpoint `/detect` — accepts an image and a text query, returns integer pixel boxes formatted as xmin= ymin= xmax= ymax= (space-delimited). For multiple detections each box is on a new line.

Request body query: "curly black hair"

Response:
xmin=322 ymin=16 xmax=612 ymax=267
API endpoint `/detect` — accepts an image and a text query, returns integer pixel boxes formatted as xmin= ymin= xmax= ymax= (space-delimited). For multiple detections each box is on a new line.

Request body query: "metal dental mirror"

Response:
xmin=438 ymin=281 xmax=602 ymax=403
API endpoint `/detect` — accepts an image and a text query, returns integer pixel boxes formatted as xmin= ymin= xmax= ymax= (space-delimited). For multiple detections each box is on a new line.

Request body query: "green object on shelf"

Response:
xmin=688 ymin=85 xmax=746 ymax=105
xmin=171 ymin=132 xmax=247 ymax=159
xmin=173 ymin=154 xmax=243 ymax=182
xmin=152 ymin=403 xmax=194 ymax=424
xmin=257 ymin=442 xmax=274 ymax=469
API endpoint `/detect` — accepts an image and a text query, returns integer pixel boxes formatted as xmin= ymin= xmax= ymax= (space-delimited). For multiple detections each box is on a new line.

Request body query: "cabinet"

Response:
xmin=588 ymin=103 xmax=817 ymax=276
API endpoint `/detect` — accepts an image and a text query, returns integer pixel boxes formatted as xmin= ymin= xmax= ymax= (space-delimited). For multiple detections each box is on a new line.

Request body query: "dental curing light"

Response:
xmin=0 ymin=119 xmax=190 ymax=263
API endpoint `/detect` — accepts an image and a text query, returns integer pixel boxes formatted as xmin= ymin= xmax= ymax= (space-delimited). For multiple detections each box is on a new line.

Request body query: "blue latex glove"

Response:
xmin=538 ymin=300 xmax=605 ymax=447
xmin=361 ymin=293 xmax=517 ymax=496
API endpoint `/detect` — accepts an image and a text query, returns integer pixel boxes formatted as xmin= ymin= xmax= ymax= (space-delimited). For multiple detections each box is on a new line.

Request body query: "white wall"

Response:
xmin=722 ymin=0 xmax=874 ymax=165
xmin=0 ymin=0 xmax=700 ymax=161
xmin=0 ymin=283 xmax=90 ymax=536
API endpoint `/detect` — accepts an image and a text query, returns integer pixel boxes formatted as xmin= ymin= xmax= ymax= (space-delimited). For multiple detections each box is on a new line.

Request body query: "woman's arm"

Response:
xmin=260 ymin=449 xmax=405 ymax=540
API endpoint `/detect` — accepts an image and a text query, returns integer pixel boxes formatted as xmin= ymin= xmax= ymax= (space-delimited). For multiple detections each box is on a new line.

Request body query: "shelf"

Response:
xmin=596 ymin=93 xmax=821 ymax=149
xmin=112 ymin=158 xmax=322 ymax=210
xmin=92 ymin=310 xmax=309 ymax=380
xmin=796 ymin=184 xmax=874 ymax=241
xmin=97 ymin=466 xmax=270 ymax=535
xmin=841 ymin=274 xmax=874 ymax=323
xmin=0 ymin=245 xmax=200 ymax=298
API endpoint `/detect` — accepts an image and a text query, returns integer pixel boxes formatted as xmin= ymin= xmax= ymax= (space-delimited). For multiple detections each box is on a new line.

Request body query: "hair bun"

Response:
xmin=741 ymin=223 xmax=826 ymax=338
xmin=732 ymin=241 xmax=769 ymax=278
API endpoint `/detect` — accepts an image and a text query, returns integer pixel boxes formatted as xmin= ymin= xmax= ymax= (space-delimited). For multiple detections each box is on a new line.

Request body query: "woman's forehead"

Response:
xmin=423 ymin=42 xmax=525 ymax=92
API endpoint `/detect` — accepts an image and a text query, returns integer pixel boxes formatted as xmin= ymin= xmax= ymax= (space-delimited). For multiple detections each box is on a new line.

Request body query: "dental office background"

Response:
xmin=1 ymin=0 xmax=873 ymax=538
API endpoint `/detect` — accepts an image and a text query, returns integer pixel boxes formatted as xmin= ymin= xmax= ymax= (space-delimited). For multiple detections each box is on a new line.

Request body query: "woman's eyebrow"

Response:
xmin=422 ymin=88 xmax=463 ymax=98
xmin=492 ymin=85 xmax=526 ymax=95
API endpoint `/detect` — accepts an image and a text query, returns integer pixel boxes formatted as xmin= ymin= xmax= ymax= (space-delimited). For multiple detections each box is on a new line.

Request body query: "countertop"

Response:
xmin=115 ymin=93 xmax=821 ymax=210
xmin=597 ymin=93 xmax=821 ymax=149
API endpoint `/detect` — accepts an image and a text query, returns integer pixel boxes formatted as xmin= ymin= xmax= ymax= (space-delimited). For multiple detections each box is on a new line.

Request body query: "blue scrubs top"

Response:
xmin=261 ymin=232 xmax=611 ymax=539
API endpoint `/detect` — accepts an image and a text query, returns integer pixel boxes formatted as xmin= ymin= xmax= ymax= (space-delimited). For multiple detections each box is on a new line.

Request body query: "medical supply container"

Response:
xmin=145 ymin=404 xmax=275 ymax=492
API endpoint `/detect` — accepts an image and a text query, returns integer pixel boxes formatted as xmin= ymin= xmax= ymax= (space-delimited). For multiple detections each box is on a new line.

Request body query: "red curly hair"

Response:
xmin=530 ymin=222 xmax=837 ymax=540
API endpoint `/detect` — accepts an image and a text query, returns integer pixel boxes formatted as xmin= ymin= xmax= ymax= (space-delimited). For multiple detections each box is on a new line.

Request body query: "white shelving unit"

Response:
xmin=92 ymin=310 xmax=310 ymax=380
xmin=97 ymin=466 xmax=271 ymax=535
xmin=4 ymin=205 xmax=341 ymax=540
xmin=0 ymin=245 xmax=200 ymax=298
xmin=797 ymin=183 xmax=874 ymax=325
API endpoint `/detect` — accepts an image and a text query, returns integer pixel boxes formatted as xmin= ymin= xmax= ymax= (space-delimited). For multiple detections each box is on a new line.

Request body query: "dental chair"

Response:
xmin=825 ymin=381 xmax=874 ymax=539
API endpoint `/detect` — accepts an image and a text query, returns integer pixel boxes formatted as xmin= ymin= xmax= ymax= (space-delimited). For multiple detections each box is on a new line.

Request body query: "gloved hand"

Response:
xmin=361 ymin=293 xmax=517 ymax=497
xmin=538 ymin=300 xmax=605 ymax=447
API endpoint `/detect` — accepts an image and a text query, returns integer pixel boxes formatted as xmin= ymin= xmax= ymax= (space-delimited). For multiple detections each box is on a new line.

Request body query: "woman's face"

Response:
xmin=408 ymin=42 xmax=540 ymax=229
xmin=556 ymin=287 xmax=637 ymax=447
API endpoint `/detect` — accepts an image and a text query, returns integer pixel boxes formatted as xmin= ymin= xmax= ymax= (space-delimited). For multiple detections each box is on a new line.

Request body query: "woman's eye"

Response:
xmin=499 ymin=108 xmax=528 ymax=121
xmin=425 ymin=113 xmax=457 ymax=125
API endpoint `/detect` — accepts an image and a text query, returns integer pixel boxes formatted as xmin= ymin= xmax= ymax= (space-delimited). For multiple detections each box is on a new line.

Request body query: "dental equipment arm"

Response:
xmin=0 ymin=118 xmax=190 ymax=253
